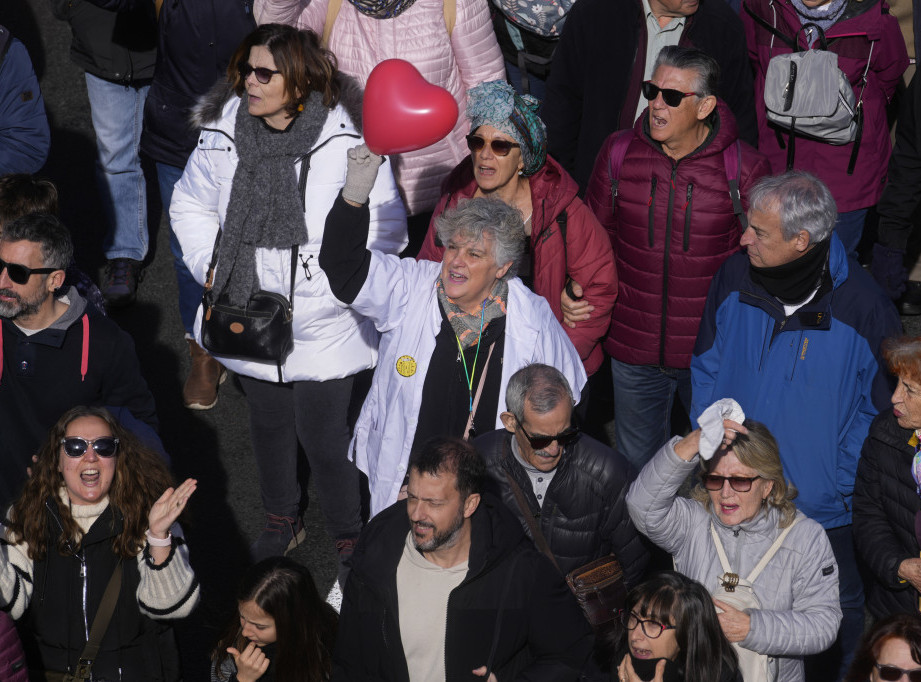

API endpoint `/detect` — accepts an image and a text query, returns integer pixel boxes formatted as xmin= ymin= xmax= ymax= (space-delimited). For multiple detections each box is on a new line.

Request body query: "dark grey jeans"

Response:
xmin=238 ymin=373 xmax=362 ymax=540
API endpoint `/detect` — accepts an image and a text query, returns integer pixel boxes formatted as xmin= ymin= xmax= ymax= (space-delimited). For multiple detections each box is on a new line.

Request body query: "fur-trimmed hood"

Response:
xmin=191 ymin=72 xmax=365 ymax=133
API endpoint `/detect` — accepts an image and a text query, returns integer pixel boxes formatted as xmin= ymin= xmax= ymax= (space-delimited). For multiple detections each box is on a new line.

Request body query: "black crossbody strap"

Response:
xmin=71 ymin=559 xmax=123 ymax=681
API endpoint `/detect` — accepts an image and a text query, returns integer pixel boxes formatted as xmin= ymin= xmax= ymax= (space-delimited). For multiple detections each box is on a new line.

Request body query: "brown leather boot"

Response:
xmin=183 ymin=339 xmax=226 ymax=410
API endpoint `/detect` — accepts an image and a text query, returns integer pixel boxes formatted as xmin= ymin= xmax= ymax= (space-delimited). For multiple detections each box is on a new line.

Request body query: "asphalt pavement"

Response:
xmin=3 ymin=0 xmax=920 ymax=675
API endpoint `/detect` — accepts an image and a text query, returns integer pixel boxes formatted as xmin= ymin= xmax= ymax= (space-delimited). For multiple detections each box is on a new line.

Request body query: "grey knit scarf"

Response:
xmin=214 ymin=91 xmax=329 ymax=306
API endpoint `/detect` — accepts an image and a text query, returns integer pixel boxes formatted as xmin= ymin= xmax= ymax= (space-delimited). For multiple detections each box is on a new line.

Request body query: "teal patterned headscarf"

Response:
xmin=466 ymin=80 xmax=547 ymax=177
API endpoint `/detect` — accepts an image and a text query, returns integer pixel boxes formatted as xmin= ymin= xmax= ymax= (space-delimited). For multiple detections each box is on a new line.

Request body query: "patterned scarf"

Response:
xmin=436 ymin=278 xmax=509 ymax=348
xmin=347 ymin=0 xmax=417 ymax=19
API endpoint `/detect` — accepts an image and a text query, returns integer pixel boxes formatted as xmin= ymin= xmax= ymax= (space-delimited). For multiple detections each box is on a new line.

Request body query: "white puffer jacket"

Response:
xmin=351 ymin=256 xmax=587 ymax=515
xmin=171 ymin=86 xmax=408 ymax=383
xmin=627 ymin=438 xmax=843 ymax=682
xmin=254 ymin=0 xmax=505 ymax=216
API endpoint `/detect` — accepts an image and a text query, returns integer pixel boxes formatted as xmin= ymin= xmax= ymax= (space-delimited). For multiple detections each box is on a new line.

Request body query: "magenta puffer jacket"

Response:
xmin=0 ymin=613 xmax=27 ymax=682
xmin=255 ymin=0 xmax=505 ymax=216
xmin=584 ymin=102 xmax=771 ymax=369
xmin=417 ymin=154 xmax=618 ymax=376
xmin=743 ymin=0 xmax=908 ymax=212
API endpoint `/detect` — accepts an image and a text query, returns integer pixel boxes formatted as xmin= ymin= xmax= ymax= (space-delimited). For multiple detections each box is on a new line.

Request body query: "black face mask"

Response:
xmin=629 ymin=655 xmax=682 ymax=682
xmin=749 ymin=238 xmax=830 ymax=304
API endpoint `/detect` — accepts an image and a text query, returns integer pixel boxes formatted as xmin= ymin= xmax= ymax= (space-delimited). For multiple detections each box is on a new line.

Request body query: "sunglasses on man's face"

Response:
xmin=875 ymin=663 xmax=921 ymax=682
xmin=515 ymin=418 xmax=580 ymax=451
xmin=0 ymin=257 xmax=57 ymax=285
xmin=702 ymin=474 xmax=761 ymax=493
xmin=465 ymin=134 xmax=520 ymax=157
xmin=237 ymin=62 xmax=281 ymax=85
xmin=642 ymin=81 xmax=699 ymax=107
xmin=60 ymin=436 xmax=119 ymax=458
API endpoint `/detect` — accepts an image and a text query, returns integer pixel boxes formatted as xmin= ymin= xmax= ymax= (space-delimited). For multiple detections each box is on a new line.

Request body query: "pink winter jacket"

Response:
xmin=255 ymin=0 xmax=506 ymax=216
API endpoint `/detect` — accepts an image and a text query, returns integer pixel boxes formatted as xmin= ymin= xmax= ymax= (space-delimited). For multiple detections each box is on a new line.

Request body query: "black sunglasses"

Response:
xmin=702 ymin=474 xmax=761 ymax=493
xmin=237 ymin=62 xmax=281 ymax=85
xmin=875 ymin=664 xmax=921 ymax=682
xmin=60 ymin=436 xmax=119 ymax=458
xmin=621 ymin=611 xmax=676 ymax=639
xmin=642 ymin=81 xmax=699 ymax=107
xmin=0 ymin=257 xmax=57 ymax=286
xmin=465 ymin=134 xmax=520 ymax=157
xmin=515 ymin=418 xmax=579 ymax=451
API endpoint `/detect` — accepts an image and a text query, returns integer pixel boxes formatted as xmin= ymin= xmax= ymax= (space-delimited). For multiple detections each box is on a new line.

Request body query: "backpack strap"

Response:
xmin=742 ymin=1 xmax=797 ymax=50
xmin=322 ymin=0 xmax=343 ymax=49
xmin=710 ymin=522 xmax=734 ymax=574
xmin=444 ymin=0 xmax=456 ymax=36
xmin=847 ymin=40 xmax=874 ymax=175
xmin=607 ymin=133 xmax=633 ymax=213
xmin=722 ymin=140 xmax=748 ymax=230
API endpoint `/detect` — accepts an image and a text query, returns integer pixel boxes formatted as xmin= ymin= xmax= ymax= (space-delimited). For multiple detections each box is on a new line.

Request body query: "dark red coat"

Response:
xmin=418 ymin=154 xmax=618 ymax=375
xmin=585 ymin=102 xmax=771 ymax=369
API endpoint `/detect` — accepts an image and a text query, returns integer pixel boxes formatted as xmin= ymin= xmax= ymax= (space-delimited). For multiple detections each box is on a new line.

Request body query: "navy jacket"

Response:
xmin=0 ymin=29 xmax=49 ymax=175
xmin=140 ymin=0 xmax=255 ymax=168
xmin=690 ymin=235 xmax=901 ymax=529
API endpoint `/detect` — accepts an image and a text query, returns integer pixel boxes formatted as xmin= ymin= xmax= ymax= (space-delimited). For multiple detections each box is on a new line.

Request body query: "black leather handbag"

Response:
xmin=200 ymin=229 xmax=298 ymax=375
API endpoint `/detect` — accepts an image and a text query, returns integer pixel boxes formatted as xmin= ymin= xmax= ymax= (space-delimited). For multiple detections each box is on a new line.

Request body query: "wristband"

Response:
xmin=145 ymin=529 xmax=172 ymax=547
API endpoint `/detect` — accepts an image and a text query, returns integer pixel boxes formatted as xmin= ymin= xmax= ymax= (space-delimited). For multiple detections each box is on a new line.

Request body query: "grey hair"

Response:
xmin=1 ymin=213 xmax=73 ymax=270
xmin=653 ymin=46 xmax=721 ymax=99
xmin=505 ymin=364 xmax=574 ymax=422
xmin=748 ymin=171 xmax=836 ymax=243
xmin=434 ymin=197 xmax=525 ymax=278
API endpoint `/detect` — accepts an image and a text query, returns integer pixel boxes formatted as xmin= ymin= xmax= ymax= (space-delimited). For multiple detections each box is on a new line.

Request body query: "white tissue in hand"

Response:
xmin=698 ymin=398 xmax=745 ymax=461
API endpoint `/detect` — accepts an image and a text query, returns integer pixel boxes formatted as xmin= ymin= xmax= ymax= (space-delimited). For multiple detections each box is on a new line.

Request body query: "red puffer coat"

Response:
xmin=585 ymin=102 xmax=771 ymax=369
xmin=418 ymin=154 xmax=618 ymax=375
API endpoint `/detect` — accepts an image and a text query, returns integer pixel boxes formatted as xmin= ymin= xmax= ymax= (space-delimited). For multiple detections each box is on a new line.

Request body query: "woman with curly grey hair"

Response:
xmin=321 ymin=177 xmax=586 ymax=516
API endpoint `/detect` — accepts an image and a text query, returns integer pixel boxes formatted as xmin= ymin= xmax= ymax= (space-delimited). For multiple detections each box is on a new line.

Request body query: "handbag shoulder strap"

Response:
xmin=710 ymin=521 xmax=734 ymax=574
xmin=322 ymin=0 xmax=343 ymax=48
xmin=502 ymin=446 xmax=562 ymax=574
xmin=73 ymin=559 xmax=123 ymax=680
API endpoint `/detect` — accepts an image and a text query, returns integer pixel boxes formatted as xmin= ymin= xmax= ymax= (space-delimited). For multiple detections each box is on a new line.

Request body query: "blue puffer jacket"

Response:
xmin=0 ymin=30 xmax=49 ymax=175
xmin=690 ymin=234 xmax=901 ymax=529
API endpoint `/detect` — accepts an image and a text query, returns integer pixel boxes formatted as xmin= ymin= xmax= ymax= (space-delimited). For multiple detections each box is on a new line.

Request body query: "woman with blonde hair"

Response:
xmin=627 ymin=412 xmax=841 ymax=681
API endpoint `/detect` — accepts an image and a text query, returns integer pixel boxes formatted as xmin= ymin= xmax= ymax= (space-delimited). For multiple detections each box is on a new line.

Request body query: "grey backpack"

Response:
xmin=745 ymin=4 xmax=874 ymax=175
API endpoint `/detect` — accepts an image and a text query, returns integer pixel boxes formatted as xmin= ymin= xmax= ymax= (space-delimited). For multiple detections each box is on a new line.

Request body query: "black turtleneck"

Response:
xmin=750 ymin=238 xmax=831 ymax=305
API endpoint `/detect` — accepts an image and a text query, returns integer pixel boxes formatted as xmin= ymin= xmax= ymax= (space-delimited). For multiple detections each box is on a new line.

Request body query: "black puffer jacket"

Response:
xmin=332 ymin=496 xmax=593 ymax=682
xmin=51 ymin=0 xmax=156 ymax=83
xmin=853 ymin=408 xmax=921 ymax=618
xmin=476 ymin=429 xmax=649 ymax=583
xmin=140 ymin=0 xmax=255 ymax=168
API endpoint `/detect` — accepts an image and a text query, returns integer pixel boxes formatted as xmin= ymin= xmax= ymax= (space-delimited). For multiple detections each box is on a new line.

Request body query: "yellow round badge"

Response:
xmin=396 ymin=355 xmax=417 ymax=377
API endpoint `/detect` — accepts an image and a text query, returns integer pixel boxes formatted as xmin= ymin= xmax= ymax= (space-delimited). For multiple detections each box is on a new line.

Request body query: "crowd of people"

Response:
xmin=1 ymin=0 xmax=921 ymax=678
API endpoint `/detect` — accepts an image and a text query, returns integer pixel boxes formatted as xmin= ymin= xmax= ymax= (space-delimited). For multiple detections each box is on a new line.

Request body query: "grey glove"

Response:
xmin=342 ymin=144 xmax=384 ymax=205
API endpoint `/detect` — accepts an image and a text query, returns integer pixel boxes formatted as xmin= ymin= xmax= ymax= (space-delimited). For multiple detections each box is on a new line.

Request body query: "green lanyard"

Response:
xmin=455 ymin=303 xmax=486 ymax=414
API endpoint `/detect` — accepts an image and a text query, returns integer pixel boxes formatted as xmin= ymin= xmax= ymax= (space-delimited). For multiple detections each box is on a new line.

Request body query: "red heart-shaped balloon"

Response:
xmin=363 ymin=59 xmax=459 ymax=155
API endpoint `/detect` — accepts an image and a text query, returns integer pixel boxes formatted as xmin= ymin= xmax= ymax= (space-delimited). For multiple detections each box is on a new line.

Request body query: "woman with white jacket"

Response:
xmin=170 ymin=24 xmax=407 ymax=574
xmin=626 ymin=417 xmax=842 ymax=682
xmin=254 ymin=0 xmax=505 ymax=250
xmin=320 ymin=181 xmax=586 ymax=516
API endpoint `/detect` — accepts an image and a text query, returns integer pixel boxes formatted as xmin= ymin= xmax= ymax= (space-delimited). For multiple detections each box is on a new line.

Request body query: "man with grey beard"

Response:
xmin=0 ymin=213 xmax=157 ymax=507
xmin=333 ymin=436 xmax=592 ymax=682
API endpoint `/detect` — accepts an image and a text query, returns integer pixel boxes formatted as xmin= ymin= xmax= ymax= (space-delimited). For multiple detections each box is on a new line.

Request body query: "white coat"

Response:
xmin=351 ymin=255 xmax=587 ymax=515
xmin=171 ymin=94 xmax=408 ymax=383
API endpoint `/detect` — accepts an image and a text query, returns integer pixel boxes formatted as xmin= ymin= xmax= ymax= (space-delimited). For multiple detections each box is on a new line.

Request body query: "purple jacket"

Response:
xmin=585 ymin=102 xmax=770 ymax=369
xmin=0 ymin=613 xmax=26 ymax=682
xmin=743 ymin=0 xmax=908 ymax=212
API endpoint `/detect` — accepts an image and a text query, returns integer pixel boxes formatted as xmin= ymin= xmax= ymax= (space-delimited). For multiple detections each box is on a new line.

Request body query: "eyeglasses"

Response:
xmin=465 ymin=134 xmax=520 ymax=157
xmin=0 ymin=257 xmax=57 ymax=285
xmin=875 ymin=664 xmax=921 ymax=682
xmin=237 ymin=62 xmax=281 ymax=85
xmin=621 ymin=611 xmax=676 ymax=639
xmin=60 ymin=436 xmax=119 ymax=458
xmin=702 ymin=474 xmax=762 ymax=493
xmin=515 ymin=418 xmax=580 ymax=451
xmin=642 ymin=81 xmax=699 ymax=107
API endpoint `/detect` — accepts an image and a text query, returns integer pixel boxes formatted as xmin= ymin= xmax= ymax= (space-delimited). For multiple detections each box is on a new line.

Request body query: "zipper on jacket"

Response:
xmin=647 ymin=177 xmax=658 ymax=248
xmin=683 ymin=184 xmax=693 ymax=252
xmin=658 ymin=166 xmax=678 ymax=366
xmin=80 ymin=554 xmax=89 ymax=641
